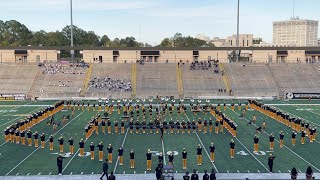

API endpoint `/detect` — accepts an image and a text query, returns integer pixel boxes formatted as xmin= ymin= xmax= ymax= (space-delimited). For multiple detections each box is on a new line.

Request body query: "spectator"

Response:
xmin=290 ymin=167 xmax=298 ymax=180
xmin=100 ymin=159 xmax=109 ymax=180
xmin=191 ymin=169 xmax=199 ymax=180
xmin=89 ymin=77 xmax=132 ymax=92
xmin=203 ymin=170 xmax=209 ymax=180
xmin=183 ymin=171 xmax=190 ymax=180
xmin=306 ymin=166 xmax=314 ymax=180
xmin=155 ymin=163 xmax=163 ymax=180
xmin=210 ymin=169 xmax=216 ymax=180
xmin=109 ymin=171 xmax=115 ymax=180
xmin=267 ymin=153 xmax=276 ymax=173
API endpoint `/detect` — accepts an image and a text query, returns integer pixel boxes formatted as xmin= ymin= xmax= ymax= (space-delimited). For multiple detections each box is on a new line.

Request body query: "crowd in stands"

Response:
xmin=42 ymin=63 xmax=88 ymax=75
xmin=89 ymin=77 xmax=132 ymax=92
xmin=190 ymin=60 xmax=212 ymax=70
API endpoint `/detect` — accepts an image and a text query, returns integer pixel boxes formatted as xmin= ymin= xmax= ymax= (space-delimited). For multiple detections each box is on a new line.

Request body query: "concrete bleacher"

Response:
xmin=224 ymin=63 xmax=279 ymax=97
xmin=268 ymin=63 xmax=320 ymax=93
xmin=30 ymin=64 xmax=86 ymax=98
xmin=181 ymin=64 xmax=226 ymax=98
xmin=87 ymin=63 xmax=132 ymax=99
xmin=136 ymin=64 xmax=178 ymax=98
xmin=0 ymin=64 xmax=38 ymax=94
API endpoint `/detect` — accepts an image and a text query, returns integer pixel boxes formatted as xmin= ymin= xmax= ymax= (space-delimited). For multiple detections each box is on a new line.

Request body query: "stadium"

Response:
xmin=1 ymin=1 xmax=320 ymax=180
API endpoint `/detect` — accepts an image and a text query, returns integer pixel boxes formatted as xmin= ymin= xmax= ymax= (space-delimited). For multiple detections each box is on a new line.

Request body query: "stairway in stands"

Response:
xmin=131 ymin=63 xmax=137 ymax=98
xmin=218 ymin=64 xmax=231 ymax=95
xmin=176 ymin=64 xmax=184 ymax=98
xmin=80 ymin=63 xmax=93 ymax=97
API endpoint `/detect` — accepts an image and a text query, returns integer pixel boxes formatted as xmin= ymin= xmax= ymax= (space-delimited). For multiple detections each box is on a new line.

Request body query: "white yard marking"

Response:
xmin=0 ymin=106 xmax=43 ymax=128
xmin=49 ymin=172 xmax=51 ymax=175
xmin=5 ymin=111 xmax=85 ymax=176
xmin=38 ymin=173 xmax=41 ymax=175
xmin=247 ymin=170 xmax=250 ymax=173
xmin=0 ymin=102 xmax=32 ymax=116
xmin=237 ymin=170 xmax=240 ymax=173
xmin=81 ymin=172 xmax=83 ymax=175
xmin=161 ymin=138 xmax=167 ymax=165
xmin=257 ymin=170 xmax=260 ymax=173
xmin=278 ymin=170 xmax=281 ymax=173
xmin=113 ymin=128 xmax=129 ymax=174
xmin=230 ymin=108 xmax=320 ymax=172
xmin=70 ymin=172 xmax=73 ymax=175
xmin=91 ymin=172 xmax=94 ymax=174
xmin=0 ymin=141 xmax=8 ymax=147
xmin=16 ymin=173 xmax=19 ymax=176
xmin=27 ymin=173 xmax=30 ymax=176
xmin=186 ymin=114 xmax=219 ymax=173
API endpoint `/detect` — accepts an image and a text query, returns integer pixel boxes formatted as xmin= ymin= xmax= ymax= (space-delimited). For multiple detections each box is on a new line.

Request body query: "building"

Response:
xmin=318 ymin=38 xmax=320 ymax=46
xmin=273 ymin=17 xmax=319 ymax=46
xmin=225 ymin=34 xmax=254 ymax=47
xmin=211 ymin=37 xmax=226 ymax=47
xmin=195 ymin=34 xmax=210 ymax=42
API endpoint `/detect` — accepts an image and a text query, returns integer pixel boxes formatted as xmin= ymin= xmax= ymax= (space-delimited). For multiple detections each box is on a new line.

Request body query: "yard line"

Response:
xmin=230 ymin=108 xmax=320 ymax=172
xmin=5 ymin=110 xmax=85 ymax=176
xmin=62 ymin=139 xmax=89 ymax=173
xmin=274 ymin=103 xmax=320 ymax=127
xmin=0 ymin=141 xmax=8 ymax=147
xmin=161 ymin=139 xmax=167 ymax=165
xmin=0 ymin=101 xmax=32 ymax=116
xmin=185 ymin=114 xmax=219 ymax=173
xmin=113 ymin=128 xmax=129 ymax=174
xmin=0 ymin=106 xmax=44 ymax=128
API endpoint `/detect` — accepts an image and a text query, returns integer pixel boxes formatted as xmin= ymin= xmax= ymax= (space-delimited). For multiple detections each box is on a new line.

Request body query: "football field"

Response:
xmin=0 ymin=99 xmax=320 ymax=179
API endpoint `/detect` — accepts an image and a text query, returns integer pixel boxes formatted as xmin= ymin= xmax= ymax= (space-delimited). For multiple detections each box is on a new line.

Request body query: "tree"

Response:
xmin=0 ymin=20 xmax=32 ymax=46
xmin=46 ymin=31 xmax=68 ymax=46
xmin=159 ymin=38 xmax=172 ymax=47
xmin=100 ymin=35 xmax=110 ymax=47
xmin=30 ymin=30 xmax=48 ymax=46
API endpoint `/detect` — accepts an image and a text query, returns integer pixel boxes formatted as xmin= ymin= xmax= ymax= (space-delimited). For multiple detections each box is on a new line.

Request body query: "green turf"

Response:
xmin=0 ymin=100 xmax=319 ymax=176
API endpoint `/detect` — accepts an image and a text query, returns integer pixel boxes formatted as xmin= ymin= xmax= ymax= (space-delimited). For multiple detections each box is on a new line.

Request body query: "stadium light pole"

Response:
xmin=236 ymin=0 xmax=240 ymax=62
xmin=70 ymin=0 xmax=74 ymax=61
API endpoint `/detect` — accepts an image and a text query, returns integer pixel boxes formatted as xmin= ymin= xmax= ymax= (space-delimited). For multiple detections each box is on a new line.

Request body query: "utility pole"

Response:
xmin=70 ymin=0 xmax=74 ymax=61
xmin=236 ymin=0 xmax=240 ymax=62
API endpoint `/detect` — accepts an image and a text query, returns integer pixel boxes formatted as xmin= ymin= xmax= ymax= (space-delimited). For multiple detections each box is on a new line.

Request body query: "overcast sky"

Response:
xmin=1 ymin=0 xmax=319 ymax=45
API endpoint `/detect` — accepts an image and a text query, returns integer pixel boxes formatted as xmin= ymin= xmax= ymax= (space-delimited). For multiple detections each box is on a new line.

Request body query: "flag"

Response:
xmin=47 ymin=116 xmax=54 ymax=125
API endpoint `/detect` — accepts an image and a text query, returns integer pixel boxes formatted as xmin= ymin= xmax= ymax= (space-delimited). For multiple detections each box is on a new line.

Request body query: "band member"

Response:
xmin=62 ymin=115 xmax=66 ymax=126
xmin=254 ymin=135 xmax=259 ymax=152
xmin=269 ymin=133 xmax=275 ymax=151
xmin=209 ymin=119 xmax=213 ymax=133
xmin=130 ymin=149 xmax=135 ymax=169
xmin=94 ymin=119 xmax=99 ymax=135
xmin=90 ymin=142 xmax=95 ymax=160
xmin=231 ymin=102 xmax=235 ymax=111
xmin=230 ymin=139 xmax=235 ymax=159
xmin=97 ymin=141 xmax=104 ymax=161
xmin=182 ymin=148 xmax=187 ymax=170
xmin=197 ymin=118 xmax=202 ymax=132
xmin=118 ymin=147 xmax=124 ymax=165
xmin=219 ymin=119 xmax=224 ymax=133
xmin=197 ymin=144 xmax=202 ymax=166
xmin=58 ymin=136 xmax=64 ymax=153
xmin=40 ymin=133 xmax=45 ymax=148
xmin=107 ymin=144 xmax=113 ymax=163
xmin=129 ymin=119 xmax=134 ymax=134
xmin=107 ymin=120 xmax=112 ymax=134
xmin=135 ymin=120 xmax=140 ymax=134
xmin=121 ymin=120 xmax=125 ymax=134
xmin=209 ymin=143 xmax=215 ymax=162
xmin=68 ymin=137 xmax=74 ymax=154
xmin=49 ymin=135 xmax=54 ymax=151
xmin=301 ymin=130 xmax=306 ymax=145
xmin=101 ymin=119 xmax=106 ymax=134
xmin=33 ymin=131 xmax=39 ymax=148
xmin=79 ymin=139 xmax=85 ymax=157
xmin=27 ymin=130 xmax=32 ymax=146
xmin=203 ymin=120 xmax=208 ymax=133
xmin=168 ymin=152 xmax=174 ymax=165
xmin=20 ymin=130 xmax=26 ymax=145
xmin=146 ymin=149 xmax=152 ymax=171
xmin=279 ymin=131 xmax=284 ymax=148
xmin=292 ymin=131 xmax=297 ymax=146
xmin=252 ymin=114 xmax=256 ymax=124
xmin=238 ymin=102 xmax=242 ymax=111
xmin=114 ymin=121 xmax=119 ymax=134
xmin=158 ymin=152 xmax=164 ymax=163
xmin=215 ymin=120 xmax=219 ymax=134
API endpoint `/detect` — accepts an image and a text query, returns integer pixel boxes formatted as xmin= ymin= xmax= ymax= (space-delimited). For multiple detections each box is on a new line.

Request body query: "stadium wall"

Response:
xmin=0 ymin=49 xmax=58 ymax=63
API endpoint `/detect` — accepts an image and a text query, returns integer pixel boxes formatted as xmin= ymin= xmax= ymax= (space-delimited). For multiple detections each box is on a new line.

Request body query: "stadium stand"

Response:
xmin=224 ymin=63 xmax=279 ymax=97
xmin=268 ymin=63 xmax=320 ymax=94
xmin=0 ymin=64 xmax=38 ymax=94
xmin=29 ymin=63 xmax=86 ymax=98
xmin=181 ymin=63 xmax=226 ymax=98
xmin=86 ymin=63 xmax=132 ymax=99
xmin=136 ymin=63 xmax=178 ymax=99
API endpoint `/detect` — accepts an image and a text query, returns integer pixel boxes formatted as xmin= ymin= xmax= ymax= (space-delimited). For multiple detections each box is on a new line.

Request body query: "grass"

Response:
xmin=0 ymin=99 xmax=319 ymax=176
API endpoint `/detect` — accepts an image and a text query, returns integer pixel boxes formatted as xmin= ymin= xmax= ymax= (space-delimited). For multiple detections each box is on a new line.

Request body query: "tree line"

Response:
xmin=0 ymin=20 xmax=213 ymax=48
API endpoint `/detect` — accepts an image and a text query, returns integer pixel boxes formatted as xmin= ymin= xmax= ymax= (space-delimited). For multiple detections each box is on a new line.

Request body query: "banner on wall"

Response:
xmin=0 ymin=94 xmax=26 ymax=100
xmin=286 ymin=92 xmax=320 ymax=99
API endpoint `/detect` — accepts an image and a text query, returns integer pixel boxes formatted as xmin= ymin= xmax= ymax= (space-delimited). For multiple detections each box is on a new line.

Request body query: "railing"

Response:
xmin=131 ymin=63 xmax=137 ymax=98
